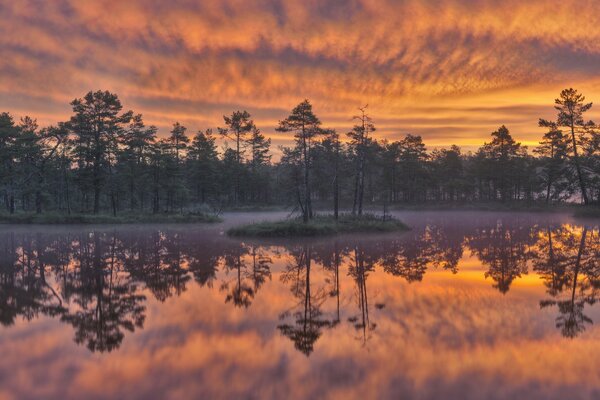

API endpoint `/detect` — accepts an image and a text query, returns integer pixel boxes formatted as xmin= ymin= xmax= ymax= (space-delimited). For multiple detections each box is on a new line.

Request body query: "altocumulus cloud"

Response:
xmin=1 ymin=0 xmax=600 ymax=148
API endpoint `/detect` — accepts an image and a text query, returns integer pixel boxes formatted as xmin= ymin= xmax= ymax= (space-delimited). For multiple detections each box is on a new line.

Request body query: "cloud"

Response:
xmin=1 ymin=0 xmax=600 ymax=148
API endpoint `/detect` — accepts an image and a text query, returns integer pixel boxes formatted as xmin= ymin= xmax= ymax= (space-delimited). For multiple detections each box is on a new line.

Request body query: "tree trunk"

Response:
xmin=570 ymin=124 xmax=589 ymax=205
xmin=35 ymin=191 xmax=42 ymax=214
xmin=111 ymin=192 xmax=117 ymax=217
xmin=545 ymin=173 xmax=552 ymax=204
xmin=303 ymin=138 xmax=310 ymax=222
xmin=333 ymin=175 xmax=339 ymax=221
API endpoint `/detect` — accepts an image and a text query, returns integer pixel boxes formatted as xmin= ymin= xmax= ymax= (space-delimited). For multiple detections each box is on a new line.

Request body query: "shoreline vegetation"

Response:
xmin=388 ymin=202 xmax=580 ymax=213
xmin=0 ymin=212 xmax=221 ymax=225
xmin=227 ymin=214 xmax=409 ymax=237
xmin=1 ymin=203 xmax=597 ymax=225
xmin=573 ymin=208 xmax=600 ymax=218
xmin=3 ymin=88 xmax=600 ymax=222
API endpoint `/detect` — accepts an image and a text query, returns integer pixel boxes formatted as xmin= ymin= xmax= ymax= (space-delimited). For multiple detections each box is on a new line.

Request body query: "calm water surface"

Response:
xmin=1 ymin=211 xmax=600 ymax=400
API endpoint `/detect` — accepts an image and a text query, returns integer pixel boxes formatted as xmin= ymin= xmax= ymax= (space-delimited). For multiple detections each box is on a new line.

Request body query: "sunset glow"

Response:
xmin=3 ymin=0 xmax=600 ymax=149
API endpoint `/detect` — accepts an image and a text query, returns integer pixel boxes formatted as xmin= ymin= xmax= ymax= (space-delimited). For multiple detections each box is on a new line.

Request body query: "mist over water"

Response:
xmin=1 ymin=211 xmax=599 ymax=399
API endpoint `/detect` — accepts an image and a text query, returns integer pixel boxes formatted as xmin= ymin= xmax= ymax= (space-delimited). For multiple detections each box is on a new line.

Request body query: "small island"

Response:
xmin=227 ymin=213 xmax=409 ymax=237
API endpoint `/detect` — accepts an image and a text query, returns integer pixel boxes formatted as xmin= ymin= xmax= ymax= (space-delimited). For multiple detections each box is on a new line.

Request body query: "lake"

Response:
xmin=1 ymin=211 xmax=599 ymax=399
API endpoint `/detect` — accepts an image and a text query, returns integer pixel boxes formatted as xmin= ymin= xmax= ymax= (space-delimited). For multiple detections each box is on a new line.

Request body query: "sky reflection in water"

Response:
xmin=0 ymin=212 xmax=600 ymax=399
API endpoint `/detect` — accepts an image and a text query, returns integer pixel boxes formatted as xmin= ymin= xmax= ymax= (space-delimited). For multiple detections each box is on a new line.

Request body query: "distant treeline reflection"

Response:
xmin=0 ymin=220 xmax=598 ymax=353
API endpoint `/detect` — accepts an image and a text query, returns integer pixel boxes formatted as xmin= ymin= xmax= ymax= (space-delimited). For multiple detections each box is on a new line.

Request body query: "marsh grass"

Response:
xmin=227 ymin=213 xmax=409 ymax=237
xmin=0 ymin=211 xmax=221 ymax=224
xmin=389 ymin=202 xmax=574 ymax=213
xmin=573 ymin=207 xmax=600 ymax=218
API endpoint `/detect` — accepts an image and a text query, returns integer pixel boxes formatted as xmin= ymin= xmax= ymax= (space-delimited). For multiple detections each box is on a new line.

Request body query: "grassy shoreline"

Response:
xmin=387 ymin=202 xmax=575 ymax=213
xmin=0 ymin=212 xmax=221 ymax=225
xmin=573 ymin=207 xmax=600 ymax=218
xmin=227 ymin=214 xmax=409 ymax=238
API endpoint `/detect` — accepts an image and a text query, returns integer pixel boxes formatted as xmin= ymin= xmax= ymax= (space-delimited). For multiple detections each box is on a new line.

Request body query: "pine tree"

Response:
xmin=540 ymin=89 xmax=595 ymax=205
xmin=119 ymin=114 xmax=157 ymax=210
xmin=188 ymin=129 xmax=220 ymax=204
xmin=348 ymin=105 xmax=375 ymax=215
xmin=247 ymin=126 xmax=271 ymax=202
xmin=276 ymin=100 xmax=323 ymax=222
xmin=534 ymin=124 xmax=570 ymax=203
xmin=0 ymin=113 xmax=19 ymax=213
xmin=68 ymin=90 xmax=132 ymax=214
xmin=481 ymin=126 xmax=525 ymax=202
xmin=166 ymin=123 xmax=190 ymax=212
xmin=219 ymin=111 xmax=254 ymax=204
xmin=398 ymin=134 xmax=428 ymax=202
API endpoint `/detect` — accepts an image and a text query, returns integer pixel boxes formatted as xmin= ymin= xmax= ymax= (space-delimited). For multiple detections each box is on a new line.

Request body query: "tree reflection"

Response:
xmin=347 ymin=246 xmax=377 ymax=345
xmin=379 ymin=223 xmax=464 ymax=282
xmin=533 ymin=227 xmax=569 ymax=296
xmin=278 ymin=245 xmax=333 ymax=356
xmin=123 ymin=231 xmax=190 ymax=302
xmin=467 ymin=221 xmax=535 ymax=293
xmin=220 ymin=245 xmax=272 ymax=308
xmin=1 ymin=217 xmax=599 ymax=355
xmin=0 ymin=233 xmax=65 ymax=325
xmin=60 ymin=233 xmax=146 ymax=352
xmin=537 ymin=226 xmax=600 ymax=338
xmin=324 ymin=241 xmax=342 ymax=325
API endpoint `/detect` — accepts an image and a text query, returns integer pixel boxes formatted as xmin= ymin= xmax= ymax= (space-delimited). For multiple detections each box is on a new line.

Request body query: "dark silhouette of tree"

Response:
xmin=118 ymin=114 xmax=157 ymax=211
xmin=187 ymin=129 xmax=220 ymax=204
xmin=219 ymin=111 xmax=254 ymax=204
xmin=540 ymin=89 xmax=595 ymax=205
xmin=68 ymin=90 xmax=133 ymax=214
xmin=13 ymin=118 xmax=67 ymax=213
xmin=0 ymin=113 xmax=19 ymax=213
xmin=247 ymin=126 xmax=272 ymax=202
xmin=164 ymin=123 xmax=190 ymax=212
xmin=2 ymin=89 xmax=600 ymax=213
xmin=480 ymin=126 xmax=527 ymax=202
xmin=430 ymin=145 xmax=466 ymax=202
xmin=398 ymin=134 xmax=428 ymax=203
xmin=381 ymin=140 xmax=402 ymax=203
xmin=348 ymin=105 xmax=376 ymax=215
xmin=148 ymin=139 xmax=168 ymax=214
xmin=534 ymin=125 xmax=571 ymax=204
xmin=276 ymin=100 xmax=323 ymax=222
xmin=312 ymin=129 xmax=343 ymax=219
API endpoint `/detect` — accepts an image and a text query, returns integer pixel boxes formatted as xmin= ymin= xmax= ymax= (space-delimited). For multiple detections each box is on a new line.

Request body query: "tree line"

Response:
xmin=1 ymin=88 xmax=600 ymax=216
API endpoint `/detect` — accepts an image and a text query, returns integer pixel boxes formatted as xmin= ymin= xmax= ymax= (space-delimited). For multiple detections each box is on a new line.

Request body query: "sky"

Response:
xmin=2 ymin=0 xmax=600 ymax=151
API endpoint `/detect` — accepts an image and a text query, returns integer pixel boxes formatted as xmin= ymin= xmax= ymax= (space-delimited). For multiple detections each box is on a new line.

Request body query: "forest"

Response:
xmin=1 ymin=88 xmax=599 ymax=217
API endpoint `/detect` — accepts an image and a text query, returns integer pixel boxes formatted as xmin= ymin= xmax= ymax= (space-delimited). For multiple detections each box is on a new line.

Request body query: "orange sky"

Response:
xmin=2 ymin=0 xmax=600 ymax=151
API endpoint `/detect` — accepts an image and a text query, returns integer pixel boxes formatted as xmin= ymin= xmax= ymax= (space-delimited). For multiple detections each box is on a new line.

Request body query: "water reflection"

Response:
xmin=1 ymin=215 xmax=600 ymax=358
xmin=467 ymin=221 xmax=535 ymax=293
xmin=537 ymin=226 xmax=600 ymax=338
xmin=347 ymin=246 xmax=377 ymax=345
xmin=221 ymin=245 xmax=272 ymax=308
xmin=278 ymin=245 xmax=335 ymax=355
